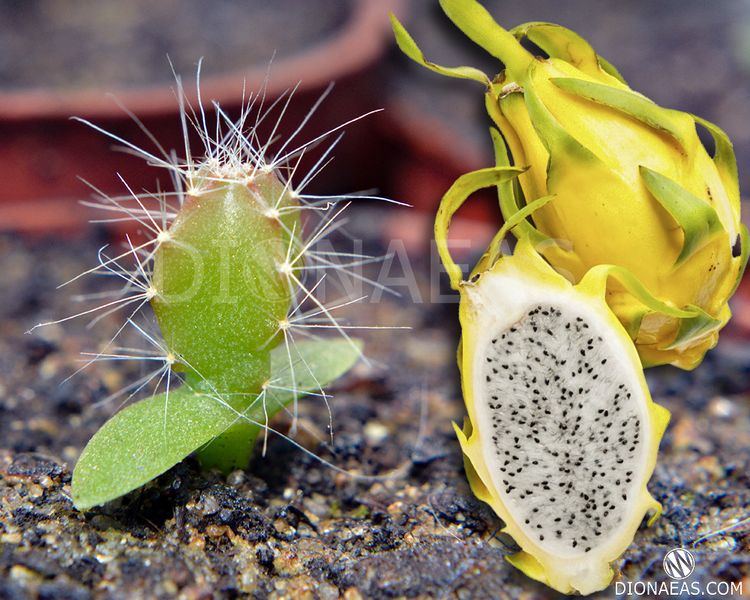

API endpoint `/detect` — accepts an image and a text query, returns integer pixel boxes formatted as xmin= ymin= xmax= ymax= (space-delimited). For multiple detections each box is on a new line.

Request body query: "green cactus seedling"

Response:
xmin=34 ymin=71 xmax=397 ymax=509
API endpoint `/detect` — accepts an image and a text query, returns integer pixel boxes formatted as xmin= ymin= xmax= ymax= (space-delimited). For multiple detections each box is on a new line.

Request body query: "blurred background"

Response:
xmin=3 ymin=0 xmax=750 ymax=219
xmin=2 ymin=2 xmax=750 ymax=598
xmin=2 ymin=0 xmax=750 ymax=326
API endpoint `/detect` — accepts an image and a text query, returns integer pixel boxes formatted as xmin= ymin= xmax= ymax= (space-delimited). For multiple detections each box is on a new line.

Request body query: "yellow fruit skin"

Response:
xmin=490 ymin=61 xmax=742 ymax=368
xmin=431 ymin=162 xmax=672 ymax=595
xmin=453 ymin=239 xmax=669 ymax=595
xmin=392 ymin=0 xmax=748 ymax=369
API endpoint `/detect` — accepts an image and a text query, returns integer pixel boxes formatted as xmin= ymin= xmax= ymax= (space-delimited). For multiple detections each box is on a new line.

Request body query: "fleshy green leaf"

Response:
xmin=511 ymin=23 xmax=599 ymax=77
xmin=639 ymin=166 xmax=723 ymax=266
xmin=605 ymin=297 xmax=649 ymax=341
xmin=72 ymin=339 xmax=362 ymax=509
xmin=498 ymin=195 xmax=555 ymax=244
xmin=489 ymin=126 xmax=550 ymax=248
xmin=509 ymin=21 xmax=626 ymax=84
xmin=551 ymin=77 xmax=688 ymax=150
xmin=523 ymin=67 xmax=600 ymax=170
xmin=582 ymin=263 xmax=722 ymax=348
xmin=469 ymin=119 xmax=550 ymax=277
xmin=475 ymin=193 xmax=555 ymax=274
xmin=582 ymin=264 xmax=702 ymax=320
xmin=468 ymin=126 xmax=521 ymax=278
xmin=596 ymin=55 xmax=627 ymax=85
xmin=389 ymin=13 xmax=488 ymax=84
xmin=623 ymin=308 xmax=648 ymax=341
xmin=731 ymin=223 xmax=750 ymax=296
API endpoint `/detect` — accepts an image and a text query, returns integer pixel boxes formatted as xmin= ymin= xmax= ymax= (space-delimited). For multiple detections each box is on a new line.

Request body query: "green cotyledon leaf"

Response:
xmin=72 ymin=338 xmax=362 ymax=509
xmin=639 ymin=166 xmax=723 ymax=266
xmin=265 ymin=338 xmax=364 ymax=406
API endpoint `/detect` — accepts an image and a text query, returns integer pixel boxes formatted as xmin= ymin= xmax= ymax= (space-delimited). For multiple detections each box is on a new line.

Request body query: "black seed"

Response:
xmin=733 ymin=235 xmax=742 ymax=258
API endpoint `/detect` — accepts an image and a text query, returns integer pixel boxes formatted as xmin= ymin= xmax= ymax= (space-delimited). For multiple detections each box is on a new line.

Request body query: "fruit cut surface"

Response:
xmin=455 ymin=242 xmax=668 ymax=594
xmin=475 ymin=300 xmax=647 ymax=556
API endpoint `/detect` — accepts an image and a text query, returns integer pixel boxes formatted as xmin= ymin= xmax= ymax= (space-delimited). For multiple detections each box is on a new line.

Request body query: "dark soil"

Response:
xmin=0 ymin=0 xmax=351 ymax=91
xmin=1 ymin=219 xmax=750 ymax=599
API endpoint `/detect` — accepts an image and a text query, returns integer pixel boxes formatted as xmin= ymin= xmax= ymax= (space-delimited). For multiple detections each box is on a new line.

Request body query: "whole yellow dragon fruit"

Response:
xmin=392 ymin=0 xmax=748 ymax=369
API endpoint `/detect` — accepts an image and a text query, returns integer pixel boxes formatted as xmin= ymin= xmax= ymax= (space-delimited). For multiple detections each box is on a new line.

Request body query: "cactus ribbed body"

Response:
xmin=153 ymin=173 xmax=297 ymax=391
xmin=152 ymin=171 xmax=299 ymax=470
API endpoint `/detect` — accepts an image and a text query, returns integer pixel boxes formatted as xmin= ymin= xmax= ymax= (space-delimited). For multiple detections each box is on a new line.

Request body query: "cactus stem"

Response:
xmin=195 ymin=420 xmax=262 ymax=474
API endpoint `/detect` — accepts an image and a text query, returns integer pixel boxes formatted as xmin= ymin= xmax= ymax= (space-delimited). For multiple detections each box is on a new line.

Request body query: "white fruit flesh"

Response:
xmin=463 ymin=269 xmax=655 ymax=592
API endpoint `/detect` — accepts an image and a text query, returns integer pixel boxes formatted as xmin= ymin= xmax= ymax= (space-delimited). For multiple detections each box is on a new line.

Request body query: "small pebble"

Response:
xmin=708 ymin=396 xmax=737 ymax=419
xmin=364 ymin=421 xmax=389 ymax=444
xmin=10 ymin=565 xmax=40 ymax=584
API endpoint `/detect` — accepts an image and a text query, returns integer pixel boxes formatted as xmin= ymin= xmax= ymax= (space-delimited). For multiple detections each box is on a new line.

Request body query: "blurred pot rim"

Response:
xmin=0 ymin=0 xmax=402 ymax=121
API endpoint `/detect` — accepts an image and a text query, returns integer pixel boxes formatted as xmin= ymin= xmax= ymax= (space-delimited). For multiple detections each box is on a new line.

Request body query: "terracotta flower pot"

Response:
xmin=0 ymin=0 xmax=402 ymax=234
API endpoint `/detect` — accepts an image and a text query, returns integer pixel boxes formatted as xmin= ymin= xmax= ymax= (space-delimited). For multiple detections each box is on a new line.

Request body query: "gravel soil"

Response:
xmin=1 ymin=220 xmax=749 ymax=599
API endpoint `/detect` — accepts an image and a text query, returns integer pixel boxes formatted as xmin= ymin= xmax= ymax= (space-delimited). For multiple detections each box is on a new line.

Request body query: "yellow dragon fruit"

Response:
xmin=392 ymin=0 xmax=748 ymax=369
xmin=434 ymin=167 xmax=672 ymax=594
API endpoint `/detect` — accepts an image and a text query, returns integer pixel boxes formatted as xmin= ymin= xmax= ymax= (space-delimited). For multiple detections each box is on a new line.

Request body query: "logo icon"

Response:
xmin=663 ymin=548 xmax=696 ymax=580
